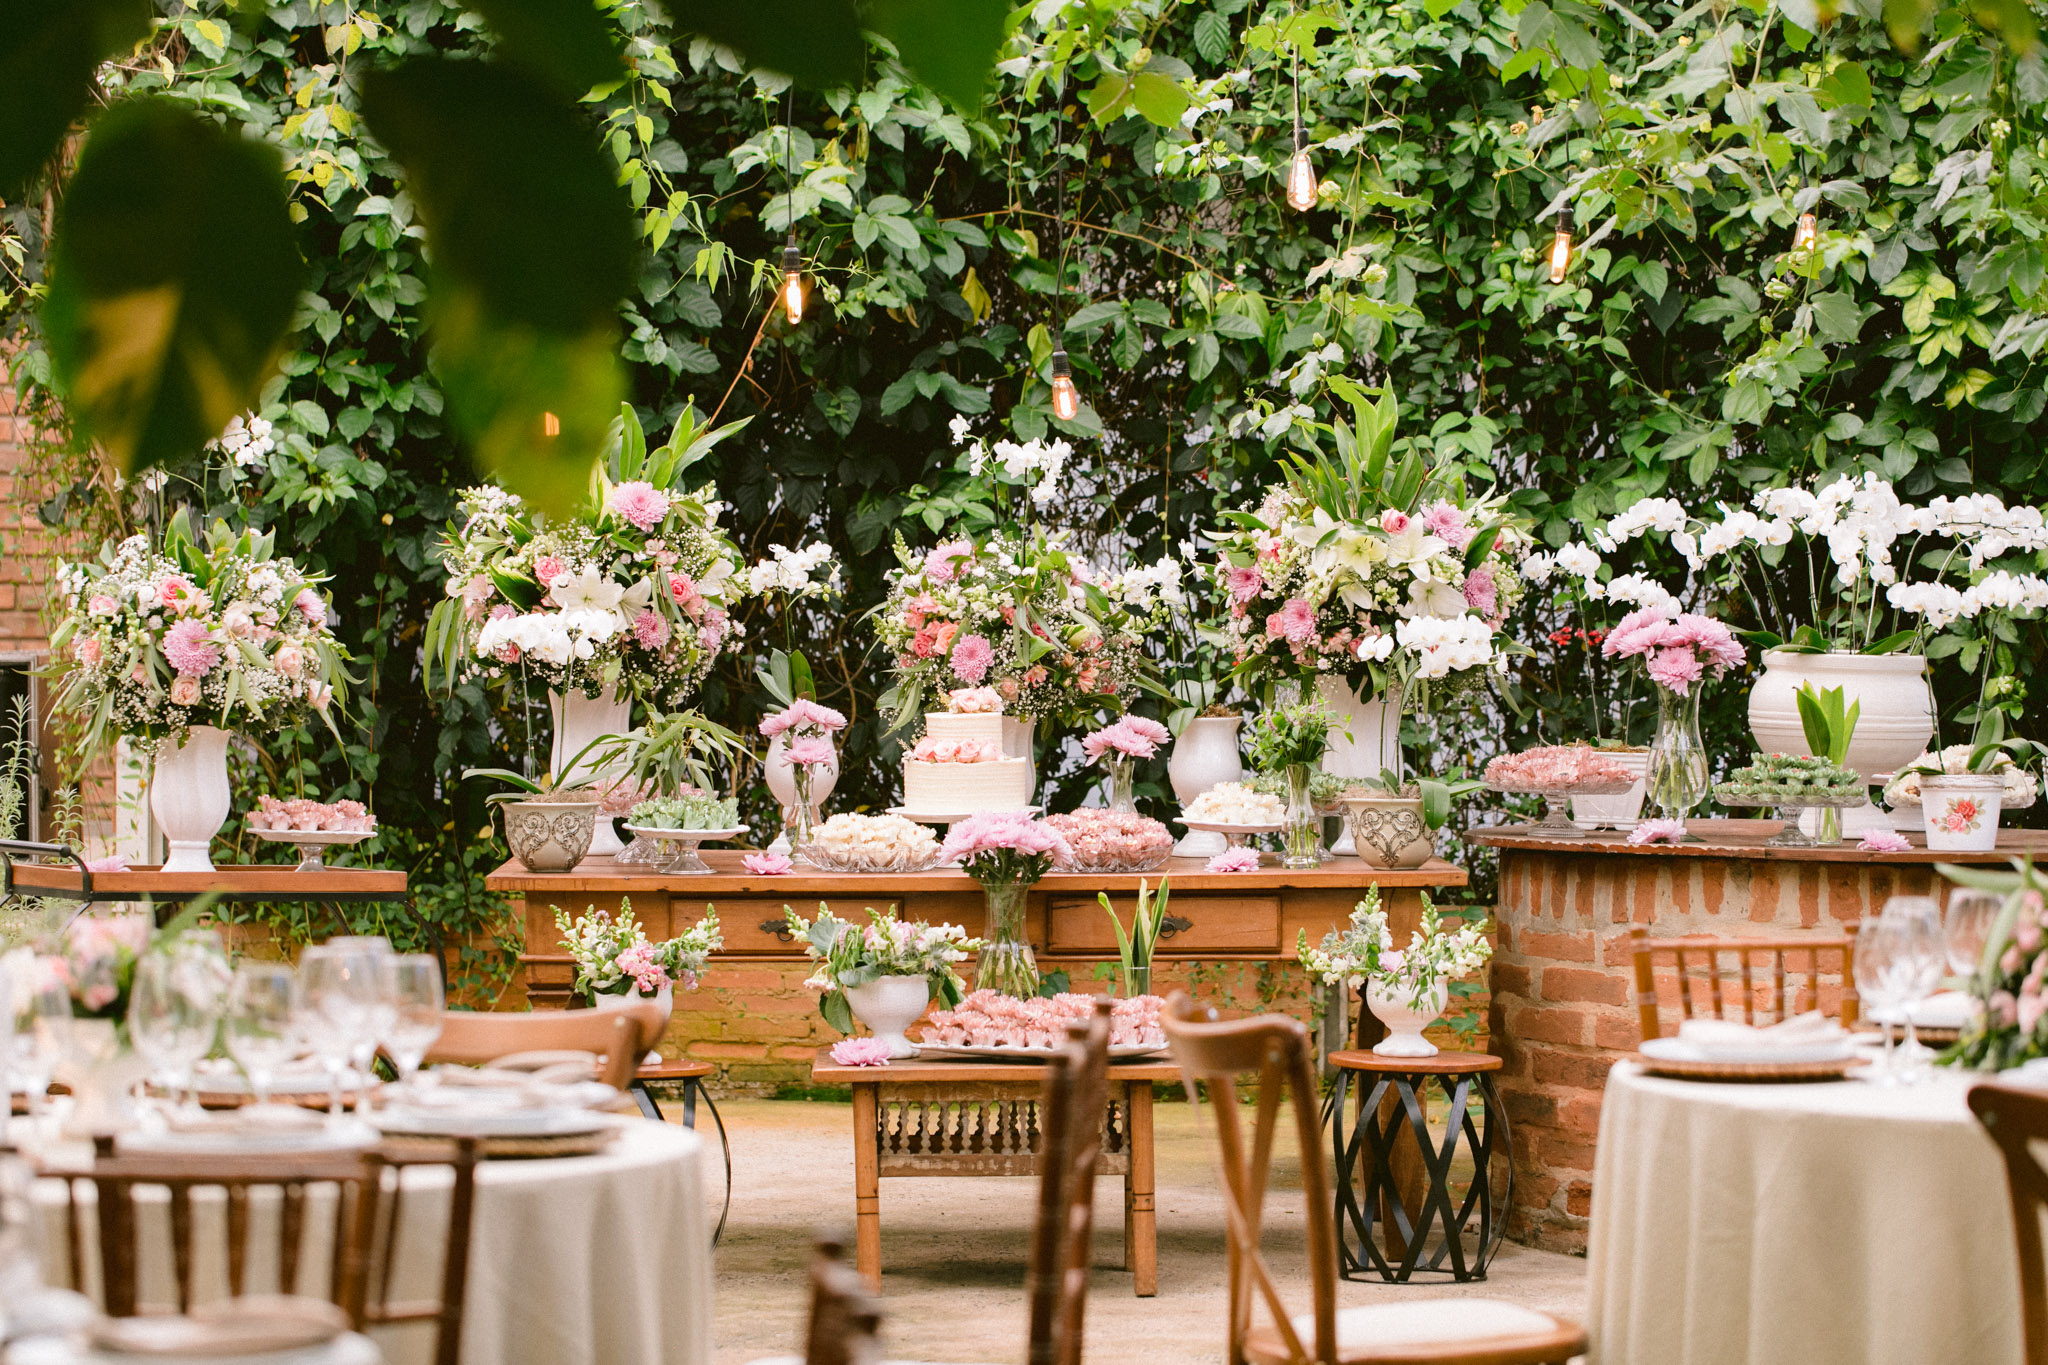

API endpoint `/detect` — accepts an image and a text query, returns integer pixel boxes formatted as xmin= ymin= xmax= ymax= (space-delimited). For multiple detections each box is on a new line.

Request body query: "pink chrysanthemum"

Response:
xmin=1859 ymin=829 xmax=1912 ymax=853
xmin=742 ymin=851 xmax=794 ymax=875
xmin=631 ymin=609 xmax=671 ymax=651
xmin=1422 ymin=501 xmax=1474 ymax=549
xmin=1627 ymin=819 xmax=1686 ymax=846
xmin=1461 ymin=564 xmax=1498 ymax=617
xmin=831 ymin=1037 xmax=893 ymax=1067
xmin=1226 ymin=565 xmax=1264 ymax=605
xmin=924 ymin=540 xmax=973 ymax=582
xmin=787 ymin=735 xmax=836 ymax=767
xmin=1265 ymin=598 xmax=1317 ymax=644
xmin=608 ymin=480 xmax=672 ymax=532
xmin=162 ymin=619 xmax=220 ymax=676
xmin=1645 ymin=647 xmax=1704 ymax=694
xmin=1207 ymin=848 xmax=1262 ymax=873
xmin=950 ymin=633 xmax=995 ymax=684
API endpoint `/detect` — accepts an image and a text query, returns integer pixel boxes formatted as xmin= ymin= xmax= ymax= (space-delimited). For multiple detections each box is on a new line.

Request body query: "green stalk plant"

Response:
xmin=1099 ymin=878 xmax=1170 ymax=999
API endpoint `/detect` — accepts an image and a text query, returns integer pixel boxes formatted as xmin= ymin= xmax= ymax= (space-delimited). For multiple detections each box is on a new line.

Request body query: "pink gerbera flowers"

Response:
xmin=1207 ymin=847 xmax=1262 ymax=872
xmin=162 ymin=619 xmax=221 ymax=676
xmin=950 ymin=633 xmax=995 ymax=684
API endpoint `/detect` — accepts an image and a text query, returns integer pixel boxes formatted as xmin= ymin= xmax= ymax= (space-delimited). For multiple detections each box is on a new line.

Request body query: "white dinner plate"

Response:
xmin=1642 ymin=1036 xmax=1857 ymax=1066
xmin=369 ymin=1107 xmax=616 ymax=1139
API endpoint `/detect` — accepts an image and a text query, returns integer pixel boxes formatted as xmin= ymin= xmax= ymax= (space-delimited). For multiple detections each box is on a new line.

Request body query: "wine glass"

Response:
xmin=225 ymin=962 xmax=299 ymax=1108
xmin=6 ymin=965 xmax=70 ymax=1132
xmin=1855 ymin=919 xmax=1908 ymax=1083
xmin=296 ymin=944 xmax=381 ymax=1117
xmin=1889 ymin=916 xmax=1946 ymax=1078
xmin=1945 ymin=889 xmax=2004 ymax=982
xmin=129 ymin=935 xmax=230 ymax=1116
xmin=379 ymin=954 xmax=445 ymax=1090
xmin=1881 ymin=895 xmax=1942 ymax=932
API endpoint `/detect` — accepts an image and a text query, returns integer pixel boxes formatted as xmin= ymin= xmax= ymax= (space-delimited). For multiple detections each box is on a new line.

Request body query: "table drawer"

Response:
xmin=1045 ymin=894 xmax=1281 ymax=955
xmin=678 ymin=896 xmax=903 ymax=954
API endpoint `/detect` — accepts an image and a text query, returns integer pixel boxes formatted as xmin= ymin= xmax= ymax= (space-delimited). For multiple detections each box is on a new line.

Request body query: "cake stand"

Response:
xmin=1712 ymin=789 xmax=1869 ymax=847
xmin=619 ymin=825 xmax=748 ymax=874
xmin=886 ymin=806 xmax=1041 ymax=826
xmin=248 ymin=827 xmax=374 ymax=870
xmin=1174 ymin=817 xmax=1284 ymax=851
xmin=1482 ymin=779 xmax=1636 ymax=837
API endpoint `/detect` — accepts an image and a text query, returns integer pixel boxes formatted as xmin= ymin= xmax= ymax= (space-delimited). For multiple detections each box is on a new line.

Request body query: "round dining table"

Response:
xmin=27 ymin=1118 xmax=712 ymax=1365
xmin=1587 ymin=1061 xmax=2023 ymax=1365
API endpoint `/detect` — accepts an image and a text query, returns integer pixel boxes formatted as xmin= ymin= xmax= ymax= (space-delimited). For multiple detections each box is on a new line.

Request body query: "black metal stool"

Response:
xmin=1324 ymin=1048 xmax=1511 ymax=1283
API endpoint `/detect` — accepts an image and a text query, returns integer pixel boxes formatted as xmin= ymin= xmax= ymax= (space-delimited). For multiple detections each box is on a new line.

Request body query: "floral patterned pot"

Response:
xmin=1921 ymin=773 xmax=2004 ymax=853
xmin=1340 ymin=794 xmax=1433 ymax=870
xmin=501 ymin=799 xmax=598 ymax=873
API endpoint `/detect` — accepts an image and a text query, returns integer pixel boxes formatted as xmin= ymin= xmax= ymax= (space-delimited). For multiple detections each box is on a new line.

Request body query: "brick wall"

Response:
xmin=1489 ymin=848 xmax=1938 ymax=1254
xmin=0 ymin=380 xmax=56 ymax=652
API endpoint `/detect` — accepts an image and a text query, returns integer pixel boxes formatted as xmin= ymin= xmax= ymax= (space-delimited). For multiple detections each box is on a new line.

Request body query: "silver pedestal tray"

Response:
xmin=1712 ymin=789 xmax=1868 ymax=847
xmin=619 ymin=825 xmax=748 ymax=873
xmin=1483 ymin=780 xmax=1636 ymax=837
xmin=248 ymin=826 xmax=374 ymax=870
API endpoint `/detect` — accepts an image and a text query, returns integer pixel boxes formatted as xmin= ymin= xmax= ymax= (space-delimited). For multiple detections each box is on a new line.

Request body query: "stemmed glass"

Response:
xmin=1878 ymin=895 xmax=1945 ymax=1064
xmin=128 ymin=932 xmax=231 ymax=1116
xmin=296 ymin=943 xmax=382 ymax=1118
xmin=1944 ymin=889 xmax=2004 ymax=985
xmin=6 ymin=964 xmax=71 ymax=1132
xmin=225 ymin=962 xmax=299 ymax=1108
xmin=380 ymin=954 xmax=445 ymax=1090
xmin=1856 ymin=916 xmax=1944 ymax=1084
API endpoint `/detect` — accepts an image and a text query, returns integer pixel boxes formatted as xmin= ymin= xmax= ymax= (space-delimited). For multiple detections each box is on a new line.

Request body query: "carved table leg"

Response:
xmin=852 ymin=1081 xmax=882 ymax=1288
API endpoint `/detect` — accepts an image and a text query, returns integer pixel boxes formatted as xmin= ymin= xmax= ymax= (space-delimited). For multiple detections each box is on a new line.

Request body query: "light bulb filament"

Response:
xmin=1548 ymin=225 xmax=1573 ymax=284
xmin=1792 ymin=212 xmax=1818 ymax=253
xmin=1287 ymin=148 xmax=1317 ymax=211
xmin=1049 ymin=349 xmax=1079 ymax=422
xmin=782 ymin=270 xmax=804 ymax=325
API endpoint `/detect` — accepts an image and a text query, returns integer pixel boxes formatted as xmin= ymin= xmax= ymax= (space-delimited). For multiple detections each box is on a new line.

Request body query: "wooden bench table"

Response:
xmin=809 ymin=1048 xmax=1182 ymax=1296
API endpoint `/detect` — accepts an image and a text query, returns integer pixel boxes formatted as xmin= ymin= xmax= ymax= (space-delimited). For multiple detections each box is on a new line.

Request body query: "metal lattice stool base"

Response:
xmin=1325 ymin=1049 xmax=1511 ymax=1284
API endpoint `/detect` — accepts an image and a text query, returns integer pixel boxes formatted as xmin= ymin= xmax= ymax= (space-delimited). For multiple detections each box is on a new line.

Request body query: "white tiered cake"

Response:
xmin=900 ymin=689 xmax=1034 ymax=815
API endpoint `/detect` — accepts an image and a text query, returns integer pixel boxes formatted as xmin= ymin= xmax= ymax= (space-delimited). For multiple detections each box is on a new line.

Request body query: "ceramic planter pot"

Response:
xmin=550 ymin=685 xmax=633 ymax=859
xmin=501 ymin=799 xmax=598 ymax=873
xmin=843 ymin=974 xmax=931 ymax=1059
xmin=1316 ymin=677 xmax=1403 ymax=856
xmin=1749 ymin=652 xmax=1933 ymax=835
xmin=151 ymin=725 xmax=232 ymax=874
xmin=1365 ymin=979 xmax=1449 ymax=1057
xmin=1920 ymin=774 xmax=2004 ymax=852
xmin=1340 ymin=794 xmax=1434 ymax=870
xmin=1169 ymin=714 xmax=1242 ymax=857
xmin=1571 ymin=748 xmax=1649 ymax=830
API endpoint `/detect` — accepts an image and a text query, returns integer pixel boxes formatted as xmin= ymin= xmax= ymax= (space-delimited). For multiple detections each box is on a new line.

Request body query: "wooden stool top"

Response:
xmin=636 ymin=1059 xmax=715 ymax=1081
xmin=1328 ymin=1048 xmax=1502 ymax=1075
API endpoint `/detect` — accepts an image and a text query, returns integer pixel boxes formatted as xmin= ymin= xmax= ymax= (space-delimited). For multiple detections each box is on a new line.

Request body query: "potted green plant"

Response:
xmin=1338 ymin=768 xmax=1480 ymax=870
xmin=1099 ymin=878 xmax=1171 ymax=998
xmin=1245 ymin=700 xmax=1337 ymax=870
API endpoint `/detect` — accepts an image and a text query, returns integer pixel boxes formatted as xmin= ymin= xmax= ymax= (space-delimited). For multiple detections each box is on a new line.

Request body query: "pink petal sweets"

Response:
xmin=919 ymin=989 xmax=1167 ymax=1049
xmin=1207 ymin=847 xmax=1262 ymax=873
xmin=1483 ymin=745 xmax=1636 ymax=790
xmin=1628 ymin=819 xmax=1687 ymax=846
xmin=742 ymin=852 xmax=794 ymax=875
xmin=1859 ymin=829 xmax=1913 ymax=853
xmin=830 ymin=1037 xmax=894 ymax=1067
xmin=1045 ymin=810 xmax=1173 ymax=872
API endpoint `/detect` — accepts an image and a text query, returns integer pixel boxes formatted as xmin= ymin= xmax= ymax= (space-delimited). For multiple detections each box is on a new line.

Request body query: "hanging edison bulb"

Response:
xmin=1049 ymin=348 xmax=1079 ymax=421
xmin=1286 ymin=132 xmax=1317 ymax=211
xmin=1791 ymin=212 xmax=1818 ymax=252
xmin=780 ymin=238 xmax=805 ymax=325
xmin=1548 ymin=215 xmax=1574 ymax=284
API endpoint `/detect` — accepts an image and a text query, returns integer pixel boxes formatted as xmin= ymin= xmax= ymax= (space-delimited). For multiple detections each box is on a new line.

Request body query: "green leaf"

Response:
xmin=0 ymin=0 xmax=150 ymax=198
xmin=864 ymin=0 xmax=1009 ymax=109
xmin=1192 ymin=11 xmax=1232 ymax=64
xmin=42 ymin=99 xmax=303 ymax=477
xmin=666 ymin=0 xmax=864 ymax=89
xmin=1130 ymin=71 xmax=1191 ymax=128
xmin=362 ymin=58 xmax=635 ymax=517
xmin=458 ymin=0 xmax=623 ymax=96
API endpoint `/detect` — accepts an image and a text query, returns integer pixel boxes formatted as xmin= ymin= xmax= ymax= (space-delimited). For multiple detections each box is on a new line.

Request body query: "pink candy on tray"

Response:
xmin=922 ymin=989 xmax=1166 ymax=1050
xmin=245 ymin=796 xmax=376 ymax=834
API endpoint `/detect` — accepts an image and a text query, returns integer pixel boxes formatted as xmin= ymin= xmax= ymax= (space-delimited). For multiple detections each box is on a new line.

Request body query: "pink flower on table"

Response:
xmin=924 ymin=540 xmax=974 ymax=582
xmin=1379 ymin=509 xmax=1411 ymax=534
xmin=787 ymin=736 xmax=836 ymax=767
xmin=950 ymin=633 xmax=995 ymax=684
xmin=533 ymin=554 xmax=568 ymax=588
xmin=162 ymin=619 xmax=221 ymax=676
xmin=1627 ymin=819 xmax=1687 ymax=845
xmin=74 ymin=637 xmax=101 ymax=667
xmin=607 ymin=480 xmax=673 ymax=532
xmin=831 ymin=1037 xmax=893 ymax=1067
xmin=1461 ymin=565 xmax=1498 ymax=618
xmin=1226 ymin=565 xmax=1264 ymax=605
xmin=631 ymin=609 xmax=671 ymax=651
xmin=1422 ymin=501 xmax=1474 ymax=549
xmin=1265 ymin=598 xmax=1317 ymax=644
xmin=1207 ymin=847 xmax=1262 ymax=873
xmin=1858 ymin=830 xmax=1912 ymax=853
xmin=742 ymin=852 xmax=793 ymax=876
xmin=1645 ymin=647 xmax=1703 ymax=694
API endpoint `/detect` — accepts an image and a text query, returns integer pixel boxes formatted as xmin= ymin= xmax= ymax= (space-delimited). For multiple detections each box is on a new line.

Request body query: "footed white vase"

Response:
xmin=1169 ymin=715 xmax=1242 ymax=857
xmin=150 ymin=725 xmax=232 ymax=874
xmin=843 ymin=975 xmax=930 ymax=1059
xmin=1748 ymin=652 xmax=1932 ymax=837
xmin=59 ymin=1018 xmax=148 ymax=1137
xmin=1365 ymin=979 xmax=1448 ymax=1057
xmin=1317 ymin=677 xmax=1402 ymax=857
xmin=765 ymin=731 xmax=839 ymax=854
xmin=550 ymin=685 xmax=633 ymax=859
xmin=595 ymin=984 xmax=674 ymax=1064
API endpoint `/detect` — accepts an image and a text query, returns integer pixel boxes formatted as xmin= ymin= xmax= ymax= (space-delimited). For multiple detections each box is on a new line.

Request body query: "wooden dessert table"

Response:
xmin=1464 ymin=817 xmax=2046 ymax=1255
xmin=808 ymin=1047 xmax=1182 ymax=1295
xmin=1 ymin=839 xmax=409 ymax=927
xmin=490 ymin=851 xmax=1468 ymax=1006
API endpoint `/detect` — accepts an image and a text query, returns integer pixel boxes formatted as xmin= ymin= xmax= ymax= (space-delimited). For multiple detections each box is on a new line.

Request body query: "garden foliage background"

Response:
xmin=3 ymin=0 xmax=2045 ymax=988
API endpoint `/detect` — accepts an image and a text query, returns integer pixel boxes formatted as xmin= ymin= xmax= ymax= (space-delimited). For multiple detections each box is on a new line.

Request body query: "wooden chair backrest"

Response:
xmin=1629 ymin=926 xmax=1859 ymax=1042
xmin=1162 ymin=993 xmax=1335 ymax=1365
xmin=1970 ymin=1083 xmax=2048 ymax=1365
xmin=803 ymin=1232 xmax=882 ymax=1365
xmin=425 ymin=1005 xmax=663 ymax=1089
xmin=1026 ymin=999 xmax=1114 ymax=1365
xmin=71 ymin=1137 xmax=479 ymax=1365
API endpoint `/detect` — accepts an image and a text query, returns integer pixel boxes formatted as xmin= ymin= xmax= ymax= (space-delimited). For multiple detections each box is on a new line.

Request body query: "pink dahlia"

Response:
xmin=1859 ymin=829 xmax=1912 ymax=853
xmin=1461 ymin=564 xmax=1498 ymax=617
xmin=1627 ymin=819 xmax=1686 ymax=846
xmin=1265 ymin=598 xmax=1317 ymax=644
xmin=742 ymin=851 xmax=794 ymax=875
xmin=950 ymin=633 xmax=995 ymax=684
xmin=830 ymin=1037 xmax=893 ymax=1067
xmin=162 ymin=619 xmax=221 ymax=676
xmin=608 ymin=480 xmax=672 ymax=532
xmin=631 ymin=609 xmax=671 ymax=651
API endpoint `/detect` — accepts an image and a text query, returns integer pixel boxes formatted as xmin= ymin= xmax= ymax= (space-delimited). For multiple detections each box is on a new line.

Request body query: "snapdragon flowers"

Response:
xmin=1294 ymin=889 xmax=1492 ymax=1006
xmin=554 ymin=900 xmax=722 ymax=1001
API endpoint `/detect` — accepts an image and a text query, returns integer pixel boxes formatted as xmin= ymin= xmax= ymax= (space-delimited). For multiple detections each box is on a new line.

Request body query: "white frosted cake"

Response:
xmin=900 ymin=688 xmax=1034 ymax=815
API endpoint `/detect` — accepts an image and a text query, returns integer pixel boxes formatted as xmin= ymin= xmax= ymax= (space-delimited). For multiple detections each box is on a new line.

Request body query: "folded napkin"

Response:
xmin=1676 ymin=1011 xmax=1847 ymax=1055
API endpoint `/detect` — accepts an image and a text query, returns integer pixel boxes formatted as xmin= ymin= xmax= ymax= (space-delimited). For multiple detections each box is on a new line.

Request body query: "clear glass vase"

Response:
xmin=976 ymin=881 xmax=1041 ymax=999
xmin=1645 ymin=686 xmax=1709 ymax=832
xmin=1282 ymin=762 xmax=1323 ymax=870
xmin=1107 ymin=754 xmax=1137 ymax=813
xmin=787 ymin=765 xmax=818 ymax=862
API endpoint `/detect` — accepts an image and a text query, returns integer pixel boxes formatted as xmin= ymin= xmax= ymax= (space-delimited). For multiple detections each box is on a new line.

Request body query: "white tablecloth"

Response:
xmin=30 ymin=1119 xmax=711 ymax=1365
xmin=1587 ymin=1062 xmax=2022 ymax=1365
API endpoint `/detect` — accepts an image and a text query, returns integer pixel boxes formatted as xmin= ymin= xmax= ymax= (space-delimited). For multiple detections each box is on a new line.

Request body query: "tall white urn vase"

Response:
xmin=151 ymin=725 xmax=232 ymax=874
xmin=550 ymin=685 xmax=633 ymax=859
xmin=1748 ymin=652 xmax=1933 ymax=837
xmin=1169 ymin=715 xmax=1243 ymax=857
xmin=1316 ymin=676 xmax=1403 ymax=857
xmin=765 ymin=732 xmax=839 ymax=855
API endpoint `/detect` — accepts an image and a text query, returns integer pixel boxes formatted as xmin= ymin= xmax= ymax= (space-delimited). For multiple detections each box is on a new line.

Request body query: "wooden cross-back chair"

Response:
xmin=425 ymin=1004 xmax=665 ymax=1090
xmin=801 ymin=1233 xmax=883 ymax=1365
xmin=61 ymin=1136 xmax=479 ymax=1365
xmin=1969 ymin=1083 xmax=2048 ymax=1365
xmin=1628 ymin=926 xmax=1860 ymax=1042
xmin=1161 ymin=994 xmax=1585 ymax=1365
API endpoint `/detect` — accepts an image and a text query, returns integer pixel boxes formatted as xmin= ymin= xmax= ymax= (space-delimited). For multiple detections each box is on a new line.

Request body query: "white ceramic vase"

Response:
xmin=1316 ymin=676 xmax=1403 ymax=856
xmin=1169 ymin=715 xmax=1243 ymax=857
xmin=1571 ymin=749 xmax=1650 ymax=830
xmin=1748 ymin=651 xmax=1933 ymax=837
xmin=595 ymin=983 xmax=674 ymax=1064
xmin=151 ymin=725 xmax=232 ymax=874
xmin=550 ymin=684 xmax=634 ymax=859
xmin=765 ymin=731 xmax=840 ymax=854
xmin=1920 ymin=774 xmax=2004 ymax=852
xmin=843 ymin=974 xmax=931 ymax=1059
xmin=1365 ymin=978 xmax=1449 ymax=1058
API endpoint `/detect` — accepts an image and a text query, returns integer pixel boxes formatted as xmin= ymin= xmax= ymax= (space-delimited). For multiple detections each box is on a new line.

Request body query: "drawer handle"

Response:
xmin=1157 ymin=913 xmax=1194 ymax=940
xmin=758 ymin=918 xmax=795 ymax=943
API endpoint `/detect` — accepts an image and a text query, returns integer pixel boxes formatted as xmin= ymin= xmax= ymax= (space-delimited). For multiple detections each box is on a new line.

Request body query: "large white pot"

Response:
xmin=1572 ymin=749 xmax=1650 ymax=830
xmin=1169 ymin=715 xmax=1242 ymax=857
xmin=1316 ymin=676 xmax=1403 ymax=856
xmin=595 ymin=984 xmax=673 ymax=1065
xmin=1921 ymin=774 xmax=2004 ymax=852
xmin=843 ymin=974 xmax=931 ymax=1059
xmin=550 ymin=685 xmax=634 ymax=859
xmin=1748 ymin=651 xmax=1933 ymax=837
xmin=765 ymin=731 xmax=840 ymax=855
xmin=1365 ymin=978 xmax=1449 ymax=1058
xmin=151 ymin=725 xmax=232 ymax=874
